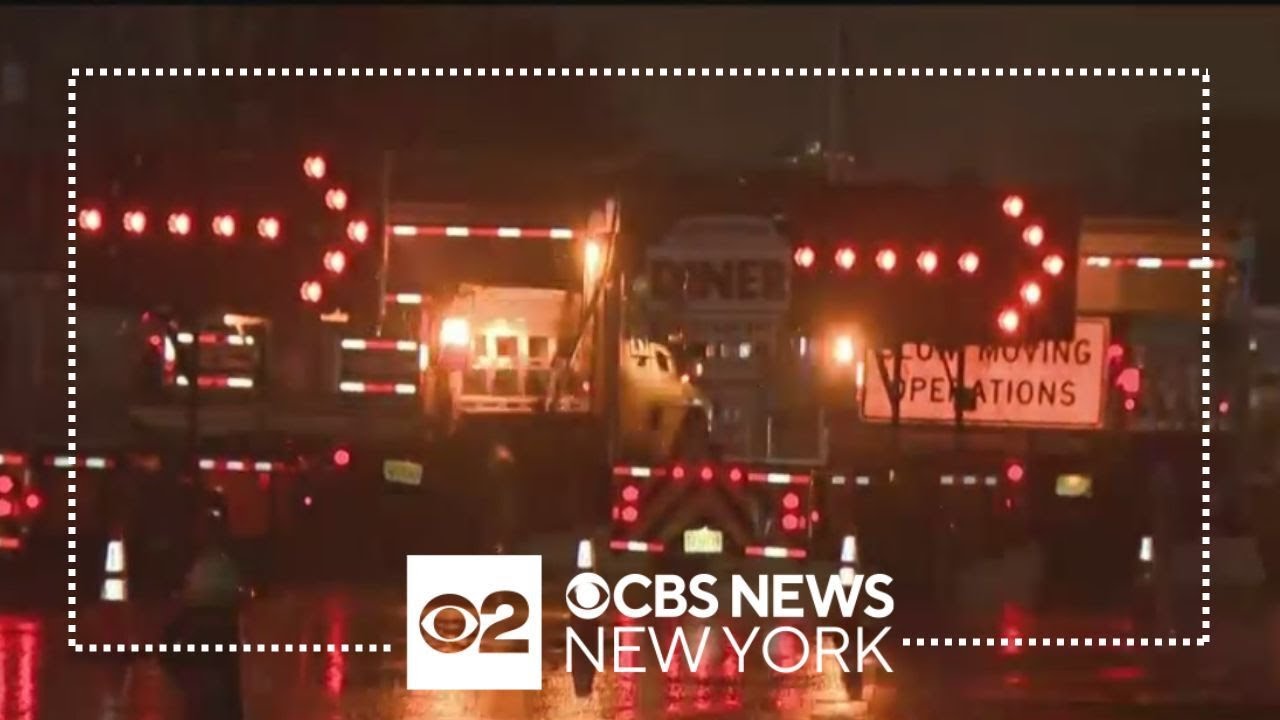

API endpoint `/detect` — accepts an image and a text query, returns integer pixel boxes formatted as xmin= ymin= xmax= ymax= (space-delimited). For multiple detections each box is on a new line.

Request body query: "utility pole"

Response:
xmin=825 ymin=14 xmax=852 ymax=186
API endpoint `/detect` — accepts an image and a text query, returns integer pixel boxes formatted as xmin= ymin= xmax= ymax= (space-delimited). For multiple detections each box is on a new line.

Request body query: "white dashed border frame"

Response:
xmin=67 ymin=66 xmax=1209 ymax=654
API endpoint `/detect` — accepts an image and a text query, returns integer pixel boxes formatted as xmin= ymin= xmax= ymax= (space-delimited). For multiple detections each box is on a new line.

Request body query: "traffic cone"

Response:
xmin=576 ymin=538 xmax=595 ymax=571
xmin=839 ymin=533 xmax=860 ymax=587
xmin=101 ymin=531 xmax=128 ymax=602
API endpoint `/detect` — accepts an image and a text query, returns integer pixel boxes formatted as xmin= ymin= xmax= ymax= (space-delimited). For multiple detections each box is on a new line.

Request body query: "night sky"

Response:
xmin=553 ymin=6 xmax=1279 ymax=192
xmin=9 ymin=6 xmax=1279 ymax=168
xmin=5 ymin=5 xmax=1280 ymax=279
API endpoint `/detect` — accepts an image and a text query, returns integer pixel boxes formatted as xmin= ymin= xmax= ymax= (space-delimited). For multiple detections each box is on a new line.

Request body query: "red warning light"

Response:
xmin=324 ymin=188 xmax=348 ymax=211
xmin=1022 ymin=224 xmax=1045 ymax=248
xmin=793 ymin=246 xmax=816 ymax=269
xmin=0 ymin=475 xmax=12 ymax=494
xmin=729 ymin=467 xmax=744 ymax=483
xmin=958 ymin=251 xmax=980 ymax=274
xmin=621 ymin=485 xmax=640 ymax=502
xmin=212 ymin=214 xmax=236 ymax=238
xmin=671 ymin=465 xmax=686 ymax=480
xmin=876 ymin=248 xmax=898 ymax=272
xmin=1005 ymin=462 xmax=1025 ymax=483
xmin=79 ymin=208 xmax=103 ymax=232
xmin=1107 ymin=343 xmax=1125 ymax=363
xmin=781 ymin=513 xmax=800 ymax=531
xmin=1116 ymin=367 xmax=1142 ymax=395
xmin=303 ymin=155 xmax=327 ymax=180
xmin=621 ymin=506 xmax=639 ymax=524
xmin=699 ymin=466 xmax=714 ymax=482
xmin=167 ymin=212 xmax=192 ymax=237
xmin=332 ymin=448 xmax=351 ymax=467
xmin=346 ymin=219 xmax=370 ymax=244
xmin=257 ymin=216 xmax=281 ymax=241
xmin=834 ymin=247 xmax=856 ymax=270
xmin=323 ymin=249 xmax=348 ymax=275
xmin=916 ymin=250 xmax=939 ymax=274
xmin=998 ymin=308 xmax=1021 ymax=334
xmin=1002 ymin=195 xmax=1025 ymax=219
xmin=299 ymin=280 xmax=323 ymax=304
xmin=122 ymin=210 xmax=147 ymax=235
xmin=1042 ymin=254 xmax=1065 ymax=277
xmin=1020 ymin=281 xmax=1043 ymax=306
xmin=0 ymin=499 xmax=11 ymax=518
xmin=24 ymin=493 xmax=40 ymax=511
xmin=782 ymin=492 xmax=800 ymax=510
xmin=1123 ymin=397 xmax=1137 ymax=412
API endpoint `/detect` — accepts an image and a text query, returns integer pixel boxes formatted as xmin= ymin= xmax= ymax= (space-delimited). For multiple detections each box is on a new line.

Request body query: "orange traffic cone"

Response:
xmin=101 ymin=530 xmax=128 ymax=602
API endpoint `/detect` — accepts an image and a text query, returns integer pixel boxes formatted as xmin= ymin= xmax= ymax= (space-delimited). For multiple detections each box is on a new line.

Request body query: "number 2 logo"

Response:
xmin=419 ymin=591 xmax=530 ymax=654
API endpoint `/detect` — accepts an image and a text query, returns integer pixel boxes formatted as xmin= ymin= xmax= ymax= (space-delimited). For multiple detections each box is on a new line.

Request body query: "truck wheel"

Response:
xmin=672 ymin=409 xmax=711 ymax=461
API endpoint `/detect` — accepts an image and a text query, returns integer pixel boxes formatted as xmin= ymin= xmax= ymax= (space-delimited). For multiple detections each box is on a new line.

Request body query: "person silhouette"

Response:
xmin=164 ymin=499 xmax=246 ymax=719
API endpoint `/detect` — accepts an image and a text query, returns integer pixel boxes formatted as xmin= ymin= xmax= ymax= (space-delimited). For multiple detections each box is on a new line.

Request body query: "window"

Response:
xmin=528 ymin=336 xmax=550 ymax=360
xmin=463 ymin=369 xmax=487 ymax=394
xmin=655 ymin=351 xmax=671 ymax=373
xmin=493 ymin=369 xmax=519 ymax=395
xmin=526 ymin=369 xmax=549 ymax=397
xmin=495 ymin=336 xmax=518 ymax=358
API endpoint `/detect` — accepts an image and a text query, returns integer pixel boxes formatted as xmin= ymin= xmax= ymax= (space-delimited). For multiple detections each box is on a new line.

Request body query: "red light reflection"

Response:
xmin=999 ymin=602 xmax=1029 ymax=656
xmin=0 ymin=616 xmax=41 ymax=720
xmin=1099 ymin=665 xmax=1146 ymax=683
xmin=324 ymin=597 xmax=347 ymax=697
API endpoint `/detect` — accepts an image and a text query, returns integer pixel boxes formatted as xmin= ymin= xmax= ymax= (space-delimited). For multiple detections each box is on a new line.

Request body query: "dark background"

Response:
xmin=2 ymin=5 xmax=1276 ymax=294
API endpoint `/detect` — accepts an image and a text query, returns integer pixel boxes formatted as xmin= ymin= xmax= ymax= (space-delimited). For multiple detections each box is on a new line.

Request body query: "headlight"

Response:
xmin=833 ymin=335 xmax=856 ymax=366
xmin=439 ymin=317 xmax=471 ymax=348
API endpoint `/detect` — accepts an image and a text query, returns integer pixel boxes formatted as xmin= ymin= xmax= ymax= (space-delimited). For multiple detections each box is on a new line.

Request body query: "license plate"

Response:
xmin=683 ymin=527 xmax=723 ymax=555
xmin=1055 ymin=474 xmax=1092 ymax=498
xmin=383 ymin=460 xmax=423 ymax=486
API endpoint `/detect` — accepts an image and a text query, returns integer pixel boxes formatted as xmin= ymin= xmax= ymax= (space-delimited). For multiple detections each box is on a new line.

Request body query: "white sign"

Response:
xmin=406 ymin=555 xmax=543 ymax=690
xmin=648 ymin=215 xmax=791 ymax=312
xmin=648 ymin=256 xmax=788 ymax=306
xmin=863 ymin=317 xmax=1110 ymax=428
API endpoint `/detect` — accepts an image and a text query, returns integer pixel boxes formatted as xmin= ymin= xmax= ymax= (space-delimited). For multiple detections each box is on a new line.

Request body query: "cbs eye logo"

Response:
xmin=565 ymin=573 xmax=611 ymax=620
xmin=418 ymin=590 xmax=530 ymax=654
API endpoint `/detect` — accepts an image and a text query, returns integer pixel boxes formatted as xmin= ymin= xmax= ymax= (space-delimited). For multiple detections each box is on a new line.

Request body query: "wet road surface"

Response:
xmin=3 ymin=575 xmax=1280 ymax=720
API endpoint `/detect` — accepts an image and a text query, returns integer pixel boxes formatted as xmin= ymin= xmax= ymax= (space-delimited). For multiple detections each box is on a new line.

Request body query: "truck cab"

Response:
xmin=371 ymin=198 xmax=709 ymax=462
xmin=616 ymin=337 xmax=712 ymax=463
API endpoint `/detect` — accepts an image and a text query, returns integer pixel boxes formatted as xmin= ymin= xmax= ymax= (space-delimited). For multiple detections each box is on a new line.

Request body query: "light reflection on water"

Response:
xmin=396 ymin=612 xmax=874 ymax=720
xmin=0 ymin=615 xmax=39 ymax=720
xmin=3 ymin=603 xmax=881 ymax=720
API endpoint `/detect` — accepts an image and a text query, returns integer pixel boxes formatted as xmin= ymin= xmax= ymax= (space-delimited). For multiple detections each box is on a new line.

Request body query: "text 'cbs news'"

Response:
xmin=406 ymin=556 xmax=894 ymax=691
